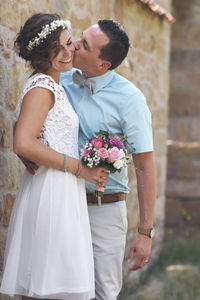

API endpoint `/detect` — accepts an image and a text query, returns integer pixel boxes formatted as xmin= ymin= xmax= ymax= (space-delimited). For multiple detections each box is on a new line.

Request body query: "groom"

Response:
xmin=25 ymin=20 xmax=156 ymax=300
xmin=60 ymin=20 xmax=156 ymax=300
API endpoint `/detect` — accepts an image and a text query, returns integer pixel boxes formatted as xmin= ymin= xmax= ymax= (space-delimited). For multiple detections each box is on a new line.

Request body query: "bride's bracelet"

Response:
xmin=75 ymin=160 xmax=81 ymax=177
xmin=62 ymin=154 xmax=67 ymax=172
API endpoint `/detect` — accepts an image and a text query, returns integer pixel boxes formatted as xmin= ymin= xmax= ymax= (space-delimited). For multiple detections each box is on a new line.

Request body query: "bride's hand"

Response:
xmin=80 ymin=164 xmax=109 ymax=186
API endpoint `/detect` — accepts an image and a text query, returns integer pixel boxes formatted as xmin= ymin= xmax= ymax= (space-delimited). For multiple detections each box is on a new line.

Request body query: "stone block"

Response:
xmin=0 ymin=2 xmax=20 ymax=31
xmin=0 ymin=227 xmax=7 ymax=272
xmin=167 ymin=141 xmax=200 ymax=179
xmin=172 ymin=0 xmax=200 ymax=48
xmin=0 ymin=293 xmax=10 ymax=300
xmin=0 ymin=57 xmax=8 ymax=105
xmin=136 ymin=51 xmax=148 ymax=68
xmin=155 ymin=159 xmax=162 ymax=180
xmin=155 ymin=41 xmax=168 ymax=66
xmin=0 ymin=110 xmax=12 ymax=148
xmin=182 ymin=199 xmax=200 ymax=225
xmin=154 ymin=195 xmax=166 ymax=227
xmin=190 ymin=117 xmax=200 ymax=141
xmin=7 ymin=62 xmax=25 ymax=110
xmin=0 ymin=200 xmax=2 ymax=223
xmin=3 ymin=194 xmax=15 ymax=227
xmin=127 ymin=163 xmax=139 ymax=230
xmin=165 ymin=197 xmax=182 ymax=225
xmin=166 ymin=179 xmax=200 ymax=198
xmin=172 ymin=23 xmax=200 ymax=49
xmin=168 ymin=159 xmax=200 ymax=180
xmin=69 ymin=13 xmax=91 ymax=32
xmin=152 ymin=108 xmax=168 ymax=129
xmin=170 ymin=66 xmax=200 ymax=101
xmin=18 ymin=7 xmax=32 ymax=28
xmin=97 ymin=0 xmax=113 ymax=18
xmin=114 ymin=0 xmax=124 ymax=23
xmin=169 ymin=91 xmax=200 ymax=116
xmin=0 ymin=152 xmax=24 ymax=190
xmin=169 ymin=50 xmax=200 ymax=117
xmin=168 ymin=117 xmax=188 ymax=141
xmin=0 ymin=154 xmax=10 ymax=188
xmin=158 ymin=163 xmax=167 ymax=196
xmin=49 ymin=0 xmax=70 ymax=16
xmin=153 ymin=130 xmax=168 ymax=157
xmin=11 ymin=155 xmax=25 ymax=190
xmin=0 ymin=29 xmax=14 ymax=60
xmin=167 ymin=141 xmax=200 ymax=163
xmin=171 ymin=49 xmax=200 ymax=70
xmin=156 ymin=0 xmax=171 ymax=11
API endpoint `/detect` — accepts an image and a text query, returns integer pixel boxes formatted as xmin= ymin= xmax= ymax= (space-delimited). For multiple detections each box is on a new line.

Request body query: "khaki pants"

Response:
xmin=88 ymin=201 xmax=128 ymax=300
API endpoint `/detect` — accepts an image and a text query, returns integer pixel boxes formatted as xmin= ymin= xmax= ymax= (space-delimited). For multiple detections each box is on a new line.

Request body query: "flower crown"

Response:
xmin=27 ymin=19 xmax=71 ymax=52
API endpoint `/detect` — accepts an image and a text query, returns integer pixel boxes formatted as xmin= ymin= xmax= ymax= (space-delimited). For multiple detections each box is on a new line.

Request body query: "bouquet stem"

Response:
xmin=95 ymin=188 xmax=104 ymax=206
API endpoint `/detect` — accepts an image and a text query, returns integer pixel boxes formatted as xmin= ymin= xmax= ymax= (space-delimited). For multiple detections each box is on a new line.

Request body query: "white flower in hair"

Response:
xmin=27 ymin=19 xmax=71 ymax=51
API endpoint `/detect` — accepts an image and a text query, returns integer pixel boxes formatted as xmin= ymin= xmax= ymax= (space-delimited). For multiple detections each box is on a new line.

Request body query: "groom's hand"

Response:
xmin=18 ymin=155 xmax=39 ymax=175
xmin=127 ymin=234 xmax=152 ymax=271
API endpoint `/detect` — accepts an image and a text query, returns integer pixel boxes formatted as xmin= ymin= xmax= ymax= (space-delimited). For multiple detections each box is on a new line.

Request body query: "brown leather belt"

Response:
xmin=87 ymin=192 xmax=126 ymax=204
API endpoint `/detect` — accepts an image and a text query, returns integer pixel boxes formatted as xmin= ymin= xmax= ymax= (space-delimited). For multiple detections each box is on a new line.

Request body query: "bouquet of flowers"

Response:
xmin=81 ymin=130 xmax=135 ymax=205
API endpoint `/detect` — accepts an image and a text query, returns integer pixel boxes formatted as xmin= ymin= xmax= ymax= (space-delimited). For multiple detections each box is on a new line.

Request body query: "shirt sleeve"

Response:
xmin=121 ymin=91 xmax=154 ymax=154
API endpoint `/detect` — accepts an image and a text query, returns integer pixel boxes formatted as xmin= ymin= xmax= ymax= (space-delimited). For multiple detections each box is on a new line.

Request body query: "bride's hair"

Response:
xmin=14 ymin=13 xmax=65 ymax=73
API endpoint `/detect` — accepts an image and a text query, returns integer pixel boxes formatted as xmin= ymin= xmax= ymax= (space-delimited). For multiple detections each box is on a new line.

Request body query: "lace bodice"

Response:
xmin=15 ymin=73 xmax=79 ymax=159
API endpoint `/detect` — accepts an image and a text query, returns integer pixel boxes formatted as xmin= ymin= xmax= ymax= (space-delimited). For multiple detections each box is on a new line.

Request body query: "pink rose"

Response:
xmin=83 ymin=148 xmax=91 ymax=157
xmin=108 ymin=147 xmax=121 ymax=163
xmin=98 ymin=148 xmax=109 ymax=159
xmin=91 ymin=137 xmax=103 ymax=150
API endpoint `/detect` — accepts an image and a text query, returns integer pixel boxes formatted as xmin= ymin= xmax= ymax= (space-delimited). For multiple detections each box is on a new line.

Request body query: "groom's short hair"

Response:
xmin=98 ymin=19 xmax=130 ymax=70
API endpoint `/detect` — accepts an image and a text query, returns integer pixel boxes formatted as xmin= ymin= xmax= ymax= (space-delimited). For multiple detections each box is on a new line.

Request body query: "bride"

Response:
xmin=0 ymin=13 xmax=108 ymax=300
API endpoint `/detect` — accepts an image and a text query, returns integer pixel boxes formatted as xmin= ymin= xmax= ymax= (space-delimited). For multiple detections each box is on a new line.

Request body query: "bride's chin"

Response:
xmin=63 ymin=65 xmax=73 ymax=72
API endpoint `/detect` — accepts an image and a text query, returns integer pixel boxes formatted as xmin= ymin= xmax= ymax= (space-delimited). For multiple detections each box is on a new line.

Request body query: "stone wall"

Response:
xmin=166 ymin=0 xmax=200 ymax=229
xmin=0 ymin=0 xmax=171 ymax=291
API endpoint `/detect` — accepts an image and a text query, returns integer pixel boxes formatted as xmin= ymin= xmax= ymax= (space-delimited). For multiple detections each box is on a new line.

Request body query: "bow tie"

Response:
xmin=72 ymin=70 xmax=96 ymax=95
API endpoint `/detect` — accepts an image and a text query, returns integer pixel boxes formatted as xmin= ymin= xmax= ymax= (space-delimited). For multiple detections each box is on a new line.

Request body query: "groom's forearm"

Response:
xmin=134 ymin=152 xmax=156 ymax=228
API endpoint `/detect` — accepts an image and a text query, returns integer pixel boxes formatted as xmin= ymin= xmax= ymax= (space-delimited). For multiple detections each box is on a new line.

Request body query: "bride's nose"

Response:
xmin=63 ymin=45 xmax=74 ymax=57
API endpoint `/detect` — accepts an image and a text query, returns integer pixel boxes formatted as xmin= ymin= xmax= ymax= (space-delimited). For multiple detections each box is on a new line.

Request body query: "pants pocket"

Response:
xmin=117 ymin=201 xmax=128 ymax=234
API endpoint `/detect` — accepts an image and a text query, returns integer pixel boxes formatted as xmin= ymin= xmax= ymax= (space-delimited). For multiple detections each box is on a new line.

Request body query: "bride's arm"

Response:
xmin=14 ymin=87 xmax=78 ymax=173
xmin=14 ymin=87 xmax=108 ymax=184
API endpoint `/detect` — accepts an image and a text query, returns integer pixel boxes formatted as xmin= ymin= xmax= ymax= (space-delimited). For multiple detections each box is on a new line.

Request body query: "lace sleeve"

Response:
xmin=14 ymin=73 xmax=79 ymax=158
xmin=22 ymin=74 xmax=57 ymax=99
xmin=15 ymin=74 xmax=57 ymax=122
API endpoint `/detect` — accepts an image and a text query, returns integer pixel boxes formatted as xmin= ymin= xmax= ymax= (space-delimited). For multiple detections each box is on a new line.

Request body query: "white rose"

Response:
xmin=113 ymin=159 xmax=124 ymax=170
xmin=119 ymin=149 xmax=126 ymax=159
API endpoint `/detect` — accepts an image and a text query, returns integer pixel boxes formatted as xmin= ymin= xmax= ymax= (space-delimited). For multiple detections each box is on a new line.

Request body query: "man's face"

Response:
xmin=73 ymin=24 xmax=110 ymax=77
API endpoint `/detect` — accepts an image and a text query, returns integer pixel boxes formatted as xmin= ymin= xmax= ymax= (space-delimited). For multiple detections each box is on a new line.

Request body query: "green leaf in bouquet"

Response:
xmin=95 ymin=130 xmax=109 ymax=137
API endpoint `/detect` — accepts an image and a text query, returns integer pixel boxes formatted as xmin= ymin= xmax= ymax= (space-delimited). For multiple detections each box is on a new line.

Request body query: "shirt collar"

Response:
xmin=85 ymin=71 xmax=115 ymax=94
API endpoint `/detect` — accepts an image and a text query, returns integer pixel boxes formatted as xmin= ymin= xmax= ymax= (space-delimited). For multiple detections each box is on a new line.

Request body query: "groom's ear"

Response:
xmin=99 ymin=60 xmax=111 ymax=72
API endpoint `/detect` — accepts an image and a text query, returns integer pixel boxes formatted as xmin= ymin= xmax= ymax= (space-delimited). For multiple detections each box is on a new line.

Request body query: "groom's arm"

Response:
xmin=128 ymin=151 xmax=156 ymax=270
xmin=18 ymin=156 xmax=39 ymax=174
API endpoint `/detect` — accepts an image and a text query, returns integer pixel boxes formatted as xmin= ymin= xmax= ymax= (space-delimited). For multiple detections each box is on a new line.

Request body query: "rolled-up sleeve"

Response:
xmin=121 ymin=91 xmax=154 ymax=154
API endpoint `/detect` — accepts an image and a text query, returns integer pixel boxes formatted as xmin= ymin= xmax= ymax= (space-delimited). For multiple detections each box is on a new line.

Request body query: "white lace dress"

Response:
xmin=0 ymin=73 xmax=95 ymax=300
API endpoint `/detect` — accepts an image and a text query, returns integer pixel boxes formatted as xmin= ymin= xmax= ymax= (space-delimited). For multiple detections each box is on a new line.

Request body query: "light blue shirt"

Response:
xmin=60 ymin=69 xmax=153 ymax=194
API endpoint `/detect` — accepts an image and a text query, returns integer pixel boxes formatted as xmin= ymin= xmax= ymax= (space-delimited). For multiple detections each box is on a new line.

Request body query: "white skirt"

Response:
xmin=0 ymin=166 xmax=95 ymax=300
